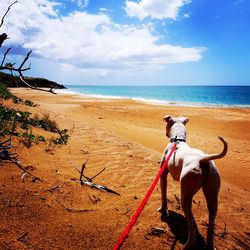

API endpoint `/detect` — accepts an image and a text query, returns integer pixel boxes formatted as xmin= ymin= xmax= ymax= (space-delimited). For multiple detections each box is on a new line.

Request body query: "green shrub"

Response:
xmin=0 ymin=83 xmax=13 ymax=100
xmin=0 ymin=104 xmax=69 ymax=146
xmin=0 ymin=86 xmax=69 ymax=146
xmin=0 ymin=83 xmax=22 ymax=102
xmin=41 ymin=113 xmax=58 ymax=132
xmin=18 ymin=132 xmax=44 ymax=147
xmin=24 ymin=99 xmax=37 ymax=107
xmin=19 ymin=132 xmax=37 ymax=148
xmin=53 ymin=129 xmax=69 ymax=145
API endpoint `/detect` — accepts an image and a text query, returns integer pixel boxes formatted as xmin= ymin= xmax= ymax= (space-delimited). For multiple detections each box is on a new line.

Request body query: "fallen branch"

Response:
xmin=147 ymin=227 xmax=165 ymax=237
xmin=220 ymin=223 xmax=228 ymax=238
xmin=10 ymin=160 xmax=42 ymax=182
xmin=17 ymin=232 xmax=28 ymax=242
xmin=67 ymin=157 xmax=119 ymax=195
xmin=0 ymin=149 xmax=12 ymax=160
xmin=52 ymin=194 xmax=93 ymax=213
xmin=0 ymin=139 xmax=12 ymax=149
xmin=121 ymin=208 xmax=131 ymax=216
xmin=46 ymin=185 xmax=60 ymax=192
xmin=66 ymin=156 xmax=91 ymax=181
xmin=0 ymin=138 xmax=42 ymax=181
xmin=88 ymin=194 xmax=100 ymax=204
xmin=90 ymin=167 xmax=106 ymax=181
xmin=19 ymin=69 xmax=56 ymax=94
xmin=80 ymin=159 xmax=88 ymax=181
xmin=71 ymin=178 xmax=120 ymax=196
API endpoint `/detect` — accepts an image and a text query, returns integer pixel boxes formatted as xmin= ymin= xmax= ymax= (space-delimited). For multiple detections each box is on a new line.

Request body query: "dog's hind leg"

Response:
xmin=158 ymin=168 xmax=169 ymax=215
xmin=202 ymin=168 xmax=221 ymax=250
xmin=181 ymin=192 xmax=197 ymax=250
xmin=181 ymin=170 xmax=203 ymax=249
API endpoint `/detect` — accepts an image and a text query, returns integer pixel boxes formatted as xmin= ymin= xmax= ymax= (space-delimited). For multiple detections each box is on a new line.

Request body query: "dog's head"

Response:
xmin=163 ymin=115 xmax=189 ymax=138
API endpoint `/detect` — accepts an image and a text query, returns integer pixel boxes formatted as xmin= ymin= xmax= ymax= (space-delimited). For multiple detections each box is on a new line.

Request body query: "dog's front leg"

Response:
xmin=158 ymin=167 xmax=169 ymax=216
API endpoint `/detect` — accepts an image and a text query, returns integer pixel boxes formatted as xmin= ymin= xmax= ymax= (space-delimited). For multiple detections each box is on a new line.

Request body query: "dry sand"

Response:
xmin=0 ymin=88 xmax=249 ymax=249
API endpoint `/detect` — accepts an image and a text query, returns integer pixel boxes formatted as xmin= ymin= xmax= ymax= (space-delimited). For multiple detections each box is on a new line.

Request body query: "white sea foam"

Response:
xmin=57 ymin=86 xmax=250 ymax=108
xmin=54 ymin=88 xmax=79 ymax=95
xmin=132 ymin=97 xmax=250 ymax=108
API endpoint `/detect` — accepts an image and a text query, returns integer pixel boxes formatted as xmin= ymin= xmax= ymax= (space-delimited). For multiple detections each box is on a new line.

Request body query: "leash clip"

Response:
xmin=173 ymin=136 xmax=179 ymax=152
xmin=174 ymin=135 xmax=179 ymax=145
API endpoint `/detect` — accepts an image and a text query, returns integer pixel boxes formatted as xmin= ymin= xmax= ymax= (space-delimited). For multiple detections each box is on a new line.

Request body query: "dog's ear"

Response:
xmin=163 ymin=115 xmax=173 ymax=123
xmin=181 ymin=117 xmax=189 ymax=125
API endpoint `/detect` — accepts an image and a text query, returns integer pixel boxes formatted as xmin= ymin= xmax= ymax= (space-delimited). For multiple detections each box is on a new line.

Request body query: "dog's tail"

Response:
xmin=200 ymin=136 xmax=228 ymax=163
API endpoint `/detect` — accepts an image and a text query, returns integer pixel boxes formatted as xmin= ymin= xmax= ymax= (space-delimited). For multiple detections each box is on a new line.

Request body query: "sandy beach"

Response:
xmin=0 ymin=88 xmax=249 ymax=249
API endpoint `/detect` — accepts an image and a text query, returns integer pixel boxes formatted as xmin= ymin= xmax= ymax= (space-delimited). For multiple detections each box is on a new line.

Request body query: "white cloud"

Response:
xmin=0 ymin=0 xmax=204 ymax=76
xmin=0 ymin=0 xmax=59 ymax=44
xmin=125 ymin=0 xmax=191 ymax=20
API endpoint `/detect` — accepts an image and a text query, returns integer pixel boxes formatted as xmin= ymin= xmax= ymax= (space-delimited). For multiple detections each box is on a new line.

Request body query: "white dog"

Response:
xmin=158 ymin=115 xmax=228 ymax=250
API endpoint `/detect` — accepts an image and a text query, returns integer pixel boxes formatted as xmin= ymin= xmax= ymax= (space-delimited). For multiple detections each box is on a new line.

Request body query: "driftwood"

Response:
xmin=71 ymin=178 xmax=120 ymax=196
xmin=52 ymin=194 xmax=93 ymax=213
xmin=11 ymin=160 xmax=42 ymax=182
xmin=0 ymin=139 xmax=14 ymax=160
xmin=46 ymin=185 xmax=60 ymax=192
xmin=88 ymin=194 xmax=101 ymax=204
xmin=67 ymin=156 xmax=90 ymax=181
xmin=80 ymin=159 xmax=88 ymax=181
xmin=0 ymin=138 xmax=42 ymax=181
xmin=68 ymin=157 xmax=120 ymax=196
xmin=148 ymin=227 xmax=165 ymax=237
xmin=17 ymin=232 xmax=28 ymax=242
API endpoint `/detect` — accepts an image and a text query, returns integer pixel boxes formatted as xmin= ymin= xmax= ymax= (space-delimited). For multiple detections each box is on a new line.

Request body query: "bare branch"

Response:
xmin=0 ymin=50 xmax=56 ymax=94
xmin=17 ymin=51 xmax=56 ymax=94
xmin=80 ymin=159 xmax=88 ymax=181
xmin=10 ymin=159 xmax=42 ymax=182
xmin=0 ymin=65 xmax=29 ymax=72
xmin=66 ymin=156 xmax=91 ymax=181
xmin=90 ymin=167 xmax=106 ymax=181
xmin=0 ymin=1 xmax=57 ymax=94
xmin=46 ymin=185 xmax=60 ymax=192
xmin=52 ymin=194 xmax=94 ymax=213
xmin=18 ymin=50 xmax=32 ymax=71
xmin=0 ymin=1 xmax=18 ymax=28
xmin=19 ymin=74 xmax=56 ymax=94
xmin=71 ymin=178 xmax=120 ymax=196
xmin=0 ymin=138 xmax=11 ymax=146
xmin=0 ymin=33 xmax=8 ymax=47
xmin=17 ymin=232 xmax=28 ymax=242
xmin=1 ymin=47 xmax=11 ymax=66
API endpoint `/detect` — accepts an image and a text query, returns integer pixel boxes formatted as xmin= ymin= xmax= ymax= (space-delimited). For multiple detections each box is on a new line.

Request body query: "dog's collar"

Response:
xmin=170 ymin=137 xmax=186 ymax=143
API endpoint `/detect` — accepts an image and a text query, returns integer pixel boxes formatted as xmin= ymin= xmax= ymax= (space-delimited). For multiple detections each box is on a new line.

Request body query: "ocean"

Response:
xmin=63 ymin=85 xmax=250 ymax=108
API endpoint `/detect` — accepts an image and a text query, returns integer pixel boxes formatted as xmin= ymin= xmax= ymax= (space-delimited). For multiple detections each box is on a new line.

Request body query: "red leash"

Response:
xmin=113 ymin=143 xmax=177 ymax=250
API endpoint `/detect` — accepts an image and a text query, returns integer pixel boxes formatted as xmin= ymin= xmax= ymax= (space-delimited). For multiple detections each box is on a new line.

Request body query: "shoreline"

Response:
xmin=56 ymin=87 xmax=250 ymax=109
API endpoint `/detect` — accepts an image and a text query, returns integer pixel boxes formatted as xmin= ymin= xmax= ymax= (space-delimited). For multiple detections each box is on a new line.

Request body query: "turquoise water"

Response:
xmin=64 ymin=85 xmax=250 ymax=107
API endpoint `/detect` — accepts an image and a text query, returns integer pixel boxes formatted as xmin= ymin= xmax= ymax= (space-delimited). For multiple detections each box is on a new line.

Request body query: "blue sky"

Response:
xmin=0 ymin=0 xmax=249 ymax=85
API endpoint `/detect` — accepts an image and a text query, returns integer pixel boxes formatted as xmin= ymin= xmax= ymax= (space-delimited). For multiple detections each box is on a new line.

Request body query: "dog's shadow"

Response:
xmin=161 ymin=210 xmax=206 ymax=250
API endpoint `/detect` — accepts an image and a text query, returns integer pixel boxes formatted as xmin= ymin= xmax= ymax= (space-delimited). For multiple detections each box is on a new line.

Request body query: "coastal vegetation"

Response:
xmin=0 ymin=83 xmax=69 ymax=147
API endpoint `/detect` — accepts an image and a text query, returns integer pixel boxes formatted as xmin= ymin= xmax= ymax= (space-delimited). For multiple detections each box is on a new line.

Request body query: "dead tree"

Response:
xmin=0 ymin=1 xmax=56 ymax=94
